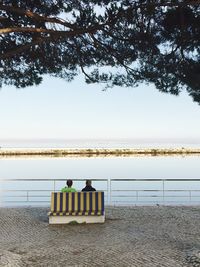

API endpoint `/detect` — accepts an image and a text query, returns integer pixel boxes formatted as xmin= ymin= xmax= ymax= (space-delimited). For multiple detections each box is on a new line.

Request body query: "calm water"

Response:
xmin=0 ymin=155 xmax=200 ymax=206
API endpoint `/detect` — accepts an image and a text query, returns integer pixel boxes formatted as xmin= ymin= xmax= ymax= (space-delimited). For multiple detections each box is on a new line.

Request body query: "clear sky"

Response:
xmin=0 ymin=74 xmax=200 ymax=143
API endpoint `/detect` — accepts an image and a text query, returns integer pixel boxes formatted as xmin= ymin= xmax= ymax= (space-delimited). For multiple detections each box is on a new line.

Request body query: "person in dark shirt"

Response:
xmin=82 ymin=180 xmax=96 ymax=192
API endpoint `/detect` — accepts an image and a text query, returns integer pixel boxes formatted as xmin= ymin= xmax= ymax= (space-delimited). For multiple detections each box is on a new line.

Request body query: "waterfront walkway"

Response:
xmin=0 ymin=206 xmax=200 ymax=267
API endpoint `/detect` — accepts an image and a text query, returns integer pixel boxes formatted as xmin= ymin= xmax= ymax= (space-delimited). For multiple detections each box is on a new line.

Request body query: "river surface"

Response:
xmin=0 ymin=155 xmax=200 ymax=206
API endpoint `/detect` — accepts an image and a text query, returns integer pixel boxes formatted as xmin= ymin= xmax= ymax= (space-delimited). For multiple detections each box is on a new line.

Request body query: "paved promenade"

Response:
xmin=0 ymin=206 xmax=200 ymax=267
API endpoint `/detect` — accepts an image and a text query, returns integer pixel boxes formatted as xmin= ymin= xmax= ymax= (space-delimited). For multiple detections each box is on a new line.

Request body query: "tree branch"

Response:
xmin=0 ymin=37 xmax=52 ymax=60
xmin=90 ymin=34 xmax=140 ymax=78
xmin=134 ymin=0 xmax=200 ymax=8
xmin=0 ymin=4 xmax=76 ymax=29
xmin=0 ymin=27 xmax=61 ymax=34
xmin=80 ymin=65 xmax=96 ymax=83
xmin=0 ymin=25 xmax=105 ymax=60
xmin=0 ymin=24 xmax=104 ymax=36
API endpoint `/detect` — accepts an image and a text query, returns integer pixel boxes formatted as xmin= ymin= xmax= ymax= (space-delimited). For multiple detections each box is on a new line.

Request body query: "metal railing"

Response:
xmin=0 ymin=179 xmax=109 ymax=205
xmin=1 ymin=178 xmax=200 ymax=206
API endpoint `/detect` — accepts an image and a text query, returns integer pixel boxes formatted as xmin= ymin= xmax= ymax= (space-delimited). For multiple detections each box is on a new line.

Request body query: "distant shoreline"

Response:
xmin=0 ymin=148 xmax=200 ymax=157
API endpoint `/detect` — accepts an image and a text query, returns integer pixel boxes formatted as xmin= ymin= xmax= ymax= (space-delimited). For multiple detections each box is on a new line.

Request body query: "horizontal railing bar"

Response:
xmin=0 ymin=190 xmax=53 ymax=192
xmin=111 ymin=179 xmax=200 ymax=181
xmin=2 ymin=201 xmax=50 ymax=203
xmin=111 ymin=189 xmax=200 ymax=192
xmin=0 ymin=189 xmax=199 ymax=192
xmin=0 ymin=178 xmax=108 ymax=181
xmin=112 ymin=190 xmax=162 ymax=192
xmin=1 ymin=200 xmax=184 ymax=204
xmin=1 ymin=178 xmax=200 ymax=181
xmin=1 ymin=189 xmax=199 ymax=192
xmin=111 ymin=200 xmax=199 ymax=202
xmin=0 ymin=189 xmax=108 ymax=192
xmin=3 ymin=201 xmax=138 ymax=204
xmin=111 ymin=195 xmax=200 ymax=198
xmin=110 ymin=201 xmax=175 ymax=203
xmin=2 ymin=199 xmax=200 ymax=203
xmin=5 ymin=200 xmax=200 ymax=203
xmin=2 ymin=195 xmax=108 ymax=198
xmin=2 ymin=196 xmax=51 ymax=198
xmin=3 ymin=195 xmax=194 ymax=199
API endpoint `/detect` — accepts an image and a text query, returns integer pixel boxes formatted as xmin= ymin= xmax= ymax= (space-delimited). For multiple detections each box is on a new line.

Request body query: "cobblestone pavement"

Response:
xmin=1 ymin=206 xmax=200 ymax=267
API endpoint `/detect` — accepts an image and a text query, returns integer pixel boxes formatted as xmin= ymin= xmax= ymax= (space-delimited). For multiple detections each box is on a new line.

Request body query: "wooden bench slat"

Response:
xmin=50 ymin=192 xmax=104 ymax=214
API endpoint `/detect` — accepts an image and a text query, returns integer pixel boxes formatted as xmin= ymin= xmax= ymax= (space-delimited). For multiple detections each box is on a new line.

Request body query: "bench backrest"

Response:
xmin=50 ymin=192 xmax=104 ymax=215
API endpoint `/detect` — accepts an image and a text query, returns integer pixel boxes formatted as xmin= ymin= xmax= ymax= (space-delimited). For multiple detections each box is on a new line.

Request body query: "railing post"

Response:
xmin=189 ymin=190 xmax=191 ymax=202
xmin=107 ymin=179 xmax=109 ymax=205
xmin=136 ymin=190 xmax=138 ymax=202
xmin=162 ymin=180 xmax=165 ymax=204
xmin=27 ymin=191 xmax=29 ymax=202
xmin=53 ymin=180 xmax=56 ymax=192
xmin=110 ymin=179 xmax=112 ymax=205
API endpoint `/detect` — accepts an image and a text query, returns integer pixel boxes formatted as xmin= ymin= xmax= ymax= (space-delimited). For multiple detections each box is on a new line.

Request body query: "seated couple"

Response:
xmin=61 ymin=179 xmax=96 ymax=192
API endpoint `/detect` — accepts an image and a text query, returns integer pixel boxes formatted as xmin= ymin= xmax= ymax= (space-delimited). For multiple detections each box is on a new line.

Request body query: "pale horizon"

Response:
xmin=1 ymin=137 xmax=200 ymax=143
xmin=1 ymin=137 xmax=200 ymax=150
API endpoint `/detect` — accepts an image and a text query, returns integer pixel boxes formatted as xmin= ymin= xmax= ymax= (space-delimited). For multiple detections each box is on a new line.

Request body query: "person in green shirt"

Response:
xmin=61 ymin=179 xmax=76 ymax=192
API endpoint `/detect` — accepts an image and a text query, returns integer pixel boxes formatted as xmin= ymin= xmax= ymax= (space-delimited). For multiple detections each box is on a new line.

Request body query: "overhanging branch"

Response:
xmin=0 ymin=24 xmax=104 ymax=36
xmin=0 ymin=4 xmax=76 ymax=30
xmin=0 ymin=37 xmax=52 ymax=60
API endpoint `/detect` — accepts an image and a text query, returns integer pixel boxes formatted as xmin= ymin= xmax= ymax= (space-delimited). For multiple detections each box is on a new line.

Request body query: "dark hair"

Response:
xmin=67 ymin=179 xmax=73 ymax=187
xmin=86 ymin=180 xmax=92 ymax=186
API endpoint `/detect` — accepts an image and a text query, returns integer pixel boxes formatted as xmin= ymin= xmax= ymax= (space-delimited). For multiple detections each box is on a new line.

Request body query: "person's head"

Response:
xmin=66 ymin=179 xmax=73 ymax=188
xmin=86 ymin=180 xmax=92 ymax=186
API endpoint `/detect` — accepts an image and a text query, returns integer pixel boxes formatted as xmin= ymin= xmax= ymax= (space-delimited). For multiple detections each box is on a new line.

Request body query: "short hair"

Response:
xmin=67 ymin=179 xmax=73 ymax=187
xmin=86 ymin=180 xmax=92 ymax=186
